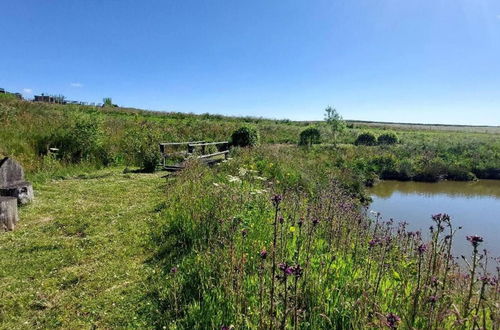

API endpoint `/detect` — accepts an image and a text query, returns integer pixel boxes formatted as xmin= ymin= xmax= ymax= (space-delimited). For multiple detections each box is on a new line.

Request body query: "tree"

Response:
xmin=103 ymin=97 xmax=113 ymax=107
xmin=298 ymin=127 xmax=321 ymax=146
xmin=324 ymin=106 xmax=346 ymax=146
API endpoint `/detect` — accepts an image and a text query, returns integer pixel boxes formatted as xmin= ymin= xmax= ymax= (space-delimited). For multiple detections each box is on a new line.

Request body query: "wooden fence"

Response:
xmin=159 ymin=141 xmax=230 ymax=171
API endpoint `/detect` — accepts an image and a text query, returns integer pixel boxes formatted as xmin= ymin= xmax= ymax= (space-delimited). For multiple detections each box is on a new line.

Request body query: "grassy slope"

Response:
xmin=0 ymin=169 xmax=164 ymax=329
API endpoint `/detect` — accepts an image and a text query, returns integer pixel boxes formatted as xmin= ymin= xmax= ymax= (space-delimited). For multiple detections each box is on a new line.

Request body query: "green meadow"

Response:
xmin=1 ymin=96 xmax=499 ymax=328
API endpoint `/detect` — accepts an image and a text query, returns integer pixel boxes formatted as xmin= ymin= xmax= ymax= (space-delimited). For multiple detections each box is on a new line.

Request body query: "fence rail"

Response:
xmin=159 ymin=140 xmax=230 ymax=171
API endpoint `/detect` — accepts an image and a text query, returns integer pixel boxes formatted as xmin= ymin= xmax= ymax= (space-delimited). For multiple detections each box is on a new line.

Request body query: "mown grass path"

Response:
xmin=0 ymin=169 xmax=164 ymax=329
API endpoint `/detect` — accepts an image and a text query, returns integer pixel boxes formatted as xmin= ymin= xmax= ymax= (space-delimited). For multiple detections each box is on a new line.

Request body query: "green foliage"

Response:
xmin=123 ymin=122 xmax=162 ymax=172
xmin=103 ymin=97 xmax=113 ymax=106
xmin=355 ymin=132 xmax=377 ymax=146
xmin=377 ymin=132 xmax=398 ymax=144
xmin=36 ymin=113 xmax=105 ymax=163
xmin=324 ymin=106 xmax=346 ymax=145
xmin=298 ymin=127 xmax=321 ymax=146
xmin=230 ymin=126 xmax=260 ymax=147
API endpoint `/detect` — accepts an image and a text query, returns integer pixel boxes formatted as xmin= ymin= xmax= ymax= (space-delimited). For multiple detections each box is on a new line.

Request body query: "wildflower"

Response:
xmin=170 ymin=266 xmax=178 ymax=274
xmin=291 ymin=264 xmax=303 ymax=277
xmin=466 ymin=235 xmax=483 ymax=247
xmin=289 ymin=226 xmax=296 ymax=233
xmin=278 ymin=262 xmax=294 ymax=276
xmin=227 ymin=175 xmax=241 ymax=183
xmin=279 ymin=216 xmax=284 ymax=224
xmin=238 ymin=167 xmax=248 ymax=176
xmin=417 ymin=244 xmax=427 ymax=254
xmin=259 ymin=249 xmax=268 ymax=259
xmin=386 ymin=313 xmax=400 ymax=329
xmin=428 ymin=295 xmax=437 ymax=304
xmin=369 ymin=238 xmax=380 ymax=248
xmin=271 ymin=194 xmax=282 ymax=206
xmin=254 ymin=176 xmax=267 ymax=181
xmin=312 ymin=218 xmax=320 ymax=226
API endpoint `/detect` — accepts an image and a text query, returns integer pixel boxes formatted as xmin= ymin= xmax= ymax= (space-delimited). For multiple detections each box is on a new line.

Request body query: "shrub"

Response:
xmin=38 ymin=113 xmax=105 ymax=163
xmin=377 ymin=132 xmax=398 ymax=145
xmin=123 ymin=122 xmax=162 ymax=172
xmin=298 ymin=127 xmax=321 ymax=146
xmin=355 ymin=132 xmax=377 ymax=146
xmin=231 ymin=126 xmax=259 ymax=147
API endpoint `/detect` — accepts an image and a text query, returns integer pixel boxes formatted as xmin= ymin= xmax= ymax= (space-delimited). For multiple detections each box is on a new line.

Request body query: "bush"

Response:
xmin=355 ymin=132 xmax=377 ymax=146
xmin=123 ymin=123 xmax=162 ymax=172
xmin=298 ymin=127 xmax=321 ymax=146
xmin=377 ymin=132 xmax=398 ymax=145
xmin=37 ymin=113 xmax=105 ymax=163
xmin=231 ymin=126 xmax=259 ymax=147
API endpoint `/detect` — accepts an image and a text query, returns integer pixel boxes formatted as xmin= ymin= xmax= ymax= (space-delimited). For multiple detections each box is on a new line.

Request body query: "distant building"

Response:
xmin=33 ymin=94 xmax=65 ymax=104
xmin=0 ymin=88 xmax=23 ymax=100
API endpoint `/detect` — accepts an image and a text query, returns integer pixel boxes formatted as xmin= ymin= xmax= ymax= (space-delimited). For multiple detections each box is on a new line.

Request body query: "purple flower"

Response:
xmin=466 ymin=235 xmax=483 ymax=247
xmin=279 ymin=216 xmax=284 ymax=224
xmin=291 ymin=264 xmax=303 ymax=277
xmin=312 ymin=218 xmax=320 ymax=226
xmin=417 ymin=244 xmax=427 ymax=255
xmin=259 ymin=249 xmax=268 ymax=260
xmin=170 ymin=266 xmax=178 ymax=274
xmin=369 ymin=238 xmax=380 ymax=248
xmin=386 ymin=313 xmax=400 ymax=329
xmin=271 ymin=194 xmax=282 ymax=206
xmin=428 ymin=295 xmax=437 ymax=304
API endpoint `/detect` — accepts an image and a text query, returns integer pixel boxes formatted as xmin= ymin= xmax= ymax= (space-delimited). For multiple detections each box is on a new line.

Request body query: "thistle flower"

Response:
xmin=428 ymin=295 xmax=437 ymax=304
xmin=292 ymin=264 xmax=303 ymax=277
xmin=259 ymin=249 xmax=268 ymax=259
xmin=271 ymin=194 xmax=282 ymax=206
xmin=369 ymin=238 xmax=380 ymax=248
xmin=170 ymin=266 xmax=178 ymax=274
xmin=417 ymin=244 xmax=427 ymax=254
xmin=466 ymin=235 xmax=483 ymax=247
xmin=386 ymin=313 xmax=400 ymax=329
xmin=279 ymin=216 xmax=284 ymax=224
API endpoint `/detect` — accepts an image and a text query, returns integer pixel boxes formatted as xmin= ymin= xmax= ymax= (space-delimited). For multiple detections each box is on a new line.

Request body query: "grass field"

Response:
xmin=0 ymin=169 xmax=164 ymax=328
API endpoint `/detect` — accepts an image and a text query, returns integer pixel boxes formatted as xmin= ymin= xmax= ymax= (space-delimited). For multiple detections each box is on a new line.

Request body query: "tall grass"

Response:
xmin=146 ymin=146 xmax=499 ymax=328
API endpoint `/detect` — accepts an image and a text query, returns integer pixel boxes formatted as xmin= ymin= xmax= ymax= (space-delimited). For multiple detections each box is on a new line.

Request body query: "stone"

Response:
xmin=0 ymin=196 xmax=18 ymax=231
xmin=0 ymin=157 xmax=34 ymax=205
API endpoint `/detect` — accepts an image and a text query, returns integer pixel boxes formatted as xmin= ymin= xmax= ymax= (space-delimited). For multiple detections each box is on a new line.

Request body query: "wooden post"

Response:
xmin=0 ymin=197 xmax=18 ymax=231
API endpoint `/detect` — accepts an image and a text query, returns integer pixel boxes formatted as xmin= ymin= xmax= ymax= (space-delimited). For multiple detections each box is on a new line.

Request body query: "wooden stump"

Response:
xmin=0 ymin=196 xmax=19 ymax=231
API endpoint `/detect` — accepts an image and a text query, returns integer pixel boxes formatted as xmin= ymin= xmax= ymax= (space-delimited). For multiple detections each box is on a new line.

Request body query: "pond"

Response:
xmin=369 ymin=180 xmax=500 ymax=260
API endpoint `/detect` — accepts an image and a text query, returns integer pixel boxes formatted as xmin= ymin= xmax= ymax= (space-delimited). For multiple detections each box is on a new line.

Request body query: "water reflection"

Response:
xmin=371 ymin=180 xmax=500 ymax=199
xmin=369 ymin=180 xmax=500 ymax=261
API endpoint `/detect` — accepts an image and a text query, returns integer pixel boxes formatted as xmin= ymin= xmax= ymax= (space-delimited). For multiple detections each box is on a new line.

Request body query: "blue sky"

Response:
xmin=1 ymin=0 xmax=499 ymax=124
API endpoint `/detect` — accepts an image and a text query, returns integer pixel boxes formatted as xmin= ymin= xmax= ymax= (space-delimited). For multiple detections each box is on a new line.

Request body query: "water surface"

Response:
xmin=369 ymin=180 xmax=500 ymax=259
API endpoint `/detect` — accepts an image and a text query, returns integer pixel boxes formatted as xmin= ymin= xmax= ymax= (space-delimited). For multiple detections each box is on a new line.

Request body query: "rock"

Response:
xmin=0 ymin=157 xmax=34 ymax=205
xmin=0 ymin=196 xmax=18 ymax=231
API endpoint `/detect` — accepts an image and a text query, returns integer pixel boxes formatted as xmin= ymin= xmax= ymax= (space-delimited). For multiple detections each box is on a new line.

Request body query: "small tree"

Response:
xmin=103 ymin=97 xmax=113 ymax=107
xmin=231 ymin=126 xmax=260 ymax=147
xmin=355 ymin=132 xmax=377 ymax=146
xmin=324 ymin=106 xmax=346 ymax=146
xmin=298 ymin=127 xmax=321 ymax=146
